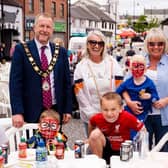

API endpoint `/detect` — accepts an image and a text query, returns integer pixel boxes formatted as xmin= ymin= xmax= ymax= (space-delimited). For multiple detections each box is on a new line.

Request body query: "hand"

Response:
xmin=62 ymin=113 xmax=72 ymax=124
xmin=153 ymin=98 xmax=168 ymax=109
xmin=127 ymin=100 xmax=143 ymax=115
xmin=12 ymin=114 xmax=24 ymax=128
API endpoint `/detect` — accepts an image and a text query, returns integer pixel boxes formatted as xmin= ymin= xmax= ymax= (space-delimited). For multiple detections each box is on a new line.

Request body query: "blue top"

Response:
xmin=116 ymin=76 xmax=159 ymax=121
xmin=145 ymin=53 xmax=168 ymax=126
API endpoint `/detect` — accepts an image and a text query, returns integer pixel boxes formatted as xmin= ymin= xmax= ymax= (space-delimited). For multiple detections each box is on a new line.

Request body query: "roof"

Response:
xmin=71 ymin=4 xmax=114 ymax=23
xmin=86 ymin=5 xmax=114 ymax=22
xmin=71 ymin=5 xmax=100 ymax=21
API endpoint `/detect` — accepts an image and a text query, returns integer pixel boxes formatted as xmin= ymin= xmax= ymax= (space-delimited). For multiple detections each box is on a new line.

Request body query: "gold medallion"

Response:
xmin=43 ymin=72 xmax=48 ymax=78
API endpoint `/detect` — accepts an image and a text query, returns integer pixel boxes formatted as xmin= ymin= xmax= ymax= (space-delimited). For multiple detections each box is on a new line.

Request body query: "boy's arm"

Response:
xmin=123 ymin=91 xmax=143 ymax=115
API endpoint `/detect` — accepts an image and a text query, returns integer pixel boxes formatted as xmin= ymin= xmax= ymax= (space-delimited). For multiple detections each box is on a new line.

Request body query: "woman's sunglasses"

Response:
xmin=148 ymin=42 xmax=164 ymax=47
xmin=88 ymin=40 xmax=105 ymax=47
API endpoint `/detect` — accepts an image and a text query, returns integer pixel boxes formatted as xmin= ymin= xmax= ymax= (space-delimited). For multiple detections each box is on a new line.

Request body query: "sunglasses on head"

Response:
xmin=88 ymin=40 xmax=105 ymax=47
xmin=148 ymin=42 xmax=164 ymax=47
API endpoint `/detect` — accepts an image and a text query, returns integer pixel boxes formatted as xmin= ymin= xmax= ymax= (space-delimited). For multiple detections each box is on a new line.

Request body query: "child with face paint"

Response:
xmin=116 ymin=55 xmax=159 ymax=139
xmin=88 ymin=92 xmax=145 ymax=164
xmin=27 ymin=109 xmax=67 ymax=152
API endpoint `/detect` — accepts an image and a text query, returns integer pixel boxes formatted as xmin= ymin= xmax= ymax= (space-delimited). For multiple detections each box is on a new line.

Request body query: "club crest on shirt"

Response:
xmin=114 ymin=124 xmax=120 ymax=133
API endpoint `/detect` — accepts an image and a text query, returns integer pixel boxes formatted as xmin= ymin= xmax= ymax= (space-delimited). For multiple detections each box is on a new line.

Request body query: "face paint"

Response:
xmin=131 ymin=62 xmax=145 ymax=78
xmin=40 ymin=118 xmax=59 ymax=139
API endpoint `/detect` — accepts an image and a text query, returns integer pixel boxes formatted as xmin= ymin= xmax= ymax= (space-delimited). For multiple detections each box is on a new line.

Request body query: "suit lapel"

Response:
xmin=28 ymin=40 xmax=41 ymax=68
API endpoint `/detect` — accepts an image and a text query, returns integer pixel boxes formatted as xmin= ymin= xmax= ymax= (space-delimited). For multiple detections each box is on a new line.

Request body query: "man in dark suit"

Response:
xmin=9 ymin=13 xmax=72 ymax=128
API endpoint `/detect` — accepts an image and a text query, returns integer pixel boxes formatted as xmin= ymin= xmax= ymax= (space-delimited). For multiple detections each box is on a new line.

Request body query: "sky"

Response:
xmin=71 ymin=0 xmax=168 ymax=15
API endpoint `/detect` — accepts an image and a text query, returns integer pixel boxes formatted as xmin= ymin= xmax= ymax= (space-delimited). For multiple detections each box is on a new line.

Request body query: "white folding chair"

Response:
xmin=5 ymin=123 xmax=38 ymax=153
xmin=151 ymin=132 xmax=168 ymax=152
xmin=0 ymin=81 xmax=11 ymax=117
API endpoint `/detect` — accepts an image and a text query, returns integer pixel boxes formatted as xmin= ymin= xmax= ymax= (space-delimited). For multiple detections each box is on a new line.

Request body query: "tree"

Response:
xmin=127 ymin=15 xmax=160 ymax=33
xmin=133 ymin=15 xmax=148 ymax=33
xmin=148 ymin=17 xmax=160 ymax=29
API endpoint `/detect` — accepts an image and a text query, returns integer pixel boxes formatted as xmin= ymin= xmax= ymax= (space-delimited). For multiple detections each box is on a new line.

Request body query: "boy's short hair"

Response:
xmin=130 ymin=54 xmax=146 ymax=66
xmin=100 ymin=92 xmax=123 ymax=106
xmin=39 ymin=109 xmax=60 ymax=123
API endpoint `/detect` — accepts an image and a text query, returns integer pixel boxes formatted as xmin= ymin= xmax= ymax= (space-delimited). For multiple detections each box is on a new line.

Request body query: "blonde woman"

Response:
xmin=74 ymin=30 xmax=123 ymax=136
xmin=123 ymin=28 xmax=168 ymax=151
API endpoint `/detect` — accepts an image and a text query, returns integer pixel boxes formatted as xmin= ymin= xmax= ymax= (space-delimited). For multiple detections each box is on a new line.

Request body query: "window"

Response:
xmin=28 ymin=0 xmax=34 ymax=12
xmin=60 ymin=3 xmax=64 ymax=18
xmin=40 ymin=0 xmax=45 ymax=13
xmin=51 ymin=2 xmax=56 ymax=16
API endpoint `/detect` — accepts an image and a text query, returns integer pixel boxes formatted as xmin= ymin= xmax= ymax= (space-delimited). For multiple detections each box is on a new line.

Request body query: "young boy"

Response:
xmin=88 ymin=92 xmax=145 ymax=164
xmin=116 ymin=55 xmax=159 ymax=138
xmin=27 ymin=109 xmax=67 ymax=152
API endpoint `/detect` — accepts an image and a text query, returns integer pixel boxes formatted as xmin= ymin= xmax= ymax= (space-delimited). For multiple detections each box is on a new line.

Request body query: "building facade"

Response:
xmin=71 ymin=0 xmax=116 ymax=44
xmin=18 ymin=0 xmax=69 ymax=47
xmin=0 ymin=0 xmax=22 ymax=58
xmin=0 ymin=0 xmax=69 ymax=58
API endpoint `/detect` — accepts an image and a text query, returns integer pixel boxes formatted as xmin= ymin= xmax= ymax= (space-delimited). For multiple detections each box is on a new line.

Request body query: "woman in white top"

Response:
xmin=74 ymin=30 xmax=123 ymax=136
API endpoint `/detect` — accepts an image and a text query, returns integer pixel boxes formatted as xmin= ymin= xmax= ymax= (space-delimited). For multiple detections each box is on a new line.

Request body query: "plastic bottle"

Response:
xmin=18 ymin=137 xmax=27 ymax=158
xmin=36 ymin=139 xmax=48 ymax=168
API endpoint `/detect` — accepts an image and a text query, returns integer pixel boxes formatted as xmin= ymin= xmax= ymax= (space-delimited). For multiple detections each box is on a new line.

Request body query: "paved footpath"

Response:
xmin=62 ymin=117 xmax=86 ymax=149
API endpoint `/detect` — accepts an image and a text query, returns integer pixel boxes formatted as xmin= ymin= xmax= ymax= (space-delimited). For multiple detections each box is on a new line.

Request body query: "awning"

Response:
xmin=2 ymin=22 xmax=18 ymax=30
xmin=0 ymin=11 xmax=18 ymax=30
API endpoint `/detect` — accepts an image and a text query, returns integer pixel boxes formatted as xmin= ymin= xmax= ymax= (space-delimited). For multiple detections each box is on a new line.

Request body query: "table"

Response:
xmin=110 ymin=152 xmax=168 ymax=168
xmin=4 ymin=149 xmax=107 ymax=168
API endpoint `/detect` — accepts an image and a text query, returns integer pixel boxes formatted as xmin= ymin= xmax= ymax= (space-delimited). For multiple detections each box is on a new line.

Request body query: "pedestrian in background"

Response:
xmin=73 ymin=30 xmax=123 ymax=137
xmin=123 ymin=28 xmax=168 ymax=151
xmin=10 ymin=13 xmax=72 ymax=128
xmin=53 ymin=37 xmax=64 ymax=47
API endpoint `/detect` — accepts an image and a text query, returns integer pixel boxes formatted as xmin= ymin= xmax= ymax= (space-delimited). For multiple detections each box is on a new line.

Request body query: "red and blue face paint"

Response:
xmin=40 ymin=118 xmax=59 ymax=139
xmin=131 ymin=62 xmax=145 ymax=78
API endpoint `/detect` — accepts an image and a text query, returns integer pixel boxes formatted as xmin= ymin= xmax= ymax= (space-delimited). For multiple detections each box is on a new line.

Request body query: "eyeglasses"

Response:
xmin=40 ymin=119 xmax=59 ymax=130
xmin=41 ymin=122 xmax=59 ymax=130
xmin=88 ymin=40 xmax=105 ymax=47
xmin=148 ymin=42 xmax=164 ymax=47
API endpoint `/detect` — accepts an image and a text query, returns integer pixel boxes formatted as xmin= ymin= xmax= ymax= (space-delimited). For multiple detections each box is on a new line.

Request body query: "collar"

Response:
xmin=145 ymin=53 xmax=167 ymax=67
xmin=34 ymin=38 xmax=50 ymax=50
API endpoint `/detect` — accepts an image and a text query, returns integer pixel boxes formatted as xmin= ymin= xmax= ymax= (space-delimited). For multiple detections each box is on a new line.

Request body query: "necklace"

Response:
xmin=22 ymin=42 xmax=59 ymax=77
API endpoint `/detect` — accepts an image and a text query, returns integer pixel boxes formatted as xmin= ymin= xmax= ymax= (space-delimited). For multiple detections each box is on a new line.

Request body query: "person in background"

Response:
xmin=123 ymin=27 xmax=168 ymax=151
xmin=0 ymin=43 xmax=6 ymax=64
xmin=53 ymin=37 xmax=64 ymax=47
xmin=10 ymin=41 xmax=17 ymax=58
xmin=0 ymin=126 xmax=8 ymax=146
xmin=117 ymin=54 xmax=159 ymax=139
xmin=126 ymin=46 xmax=136 ymax=57
xmin=125 ymin=46 xmax=136 ymax=74
xmin=27 ymin=109 xmax=67 ymax=152
xmin=88 ymin=92 xmax=145 ymax=164
xmin=10 ymin=13 xmax=72 ymax=128
xmin=74 ymin=30 xmax=123 ymax=137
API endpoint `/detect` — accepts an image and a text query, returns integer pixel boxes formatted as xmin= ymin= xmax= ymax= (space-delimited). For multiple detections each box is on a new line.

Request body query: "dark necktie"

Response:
xmin=41 ymin=46 xmax=52 ymax=109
